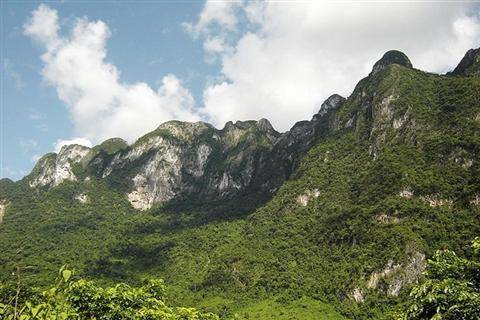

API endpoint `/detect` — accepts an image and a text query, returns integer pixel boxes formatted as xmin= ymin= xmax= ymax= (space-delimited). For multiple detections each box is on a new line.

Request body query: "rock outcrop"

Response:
xmin=370 ymin=50 xmax=413 ymax=76
xmin=28 ymin=144 xmax=91 ymax=188
xmin=0 ymin=200 xmax=8 ymax=223
xmin=27 ymin=93 xmax=346 ymax=211
xmin=296 ymin=189 xmax=320 ymax=207
xmin=364 ymin=252 xmax=426 ymax=297
xmin=450 ymin=47 xmax=480 ymax=76
xmin=74 ymin=193 xmax=89 ymax=204
xmin=352 ymin=251 xmax=426 ymax=302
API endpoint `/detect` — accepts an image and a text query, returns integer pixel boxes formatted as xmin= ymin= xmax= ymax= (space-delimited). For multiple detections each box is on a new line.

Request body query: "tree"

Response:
xmin=399 ymin=237 xmax=480 ymax=320
xmin=0 ymin=266 xmax=219 ymax=320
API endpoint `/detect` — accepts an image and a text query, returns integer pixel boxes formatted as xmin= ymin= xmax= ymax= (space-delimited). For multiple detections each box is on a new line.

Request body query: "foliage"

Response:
xmin=231 ymin=296 xmax=347 ymax=320
xmin=0 ymin=266 xmax=219 ymax=319
xmin=398 ymin=237 xmax=480 ymax=320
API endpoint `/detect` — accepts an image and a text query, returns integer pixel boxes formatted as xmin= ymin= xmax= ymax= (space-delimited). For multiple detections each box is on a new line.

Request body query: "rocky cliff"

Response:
xmin=25 ymin=96 xmax=346 ymax=211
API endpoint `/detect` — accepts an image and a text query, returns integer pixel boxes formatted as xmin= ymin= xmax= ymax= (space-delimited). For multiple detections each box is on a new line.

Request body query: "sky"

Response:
xmin=1 ymin=0 xmax=480 ymax=181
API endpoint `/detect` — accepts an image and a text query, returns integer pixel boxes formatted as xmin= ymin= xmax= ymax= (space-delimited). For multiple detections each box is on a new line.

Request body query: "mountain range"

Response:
xmin=1 ymin=48 xmax=479 ymax=319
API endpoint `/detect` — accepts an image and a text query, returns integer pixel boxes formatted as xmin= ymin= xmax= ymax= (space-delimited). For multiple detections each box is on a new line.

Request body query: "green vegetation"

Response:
xmin=0 ymin=267 xmax=218 ymax=319
xmin=398 ymin=237 xmax=480 ymax=319
xmin=232 ymin=297 xmax=347 ymax=319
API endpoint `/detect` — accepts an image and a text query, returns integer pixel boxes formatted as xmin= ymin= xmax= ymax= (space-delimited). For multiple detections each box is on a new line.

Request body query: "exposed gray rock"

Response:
xmin=471 ymin=194 xmax=480 ymax=206
xmin=370 ymin=50 xmax=413 ymax=76
xmin=353 ymin=251 xmax=426 ymax=302
xmin=387 ymin=252 xmax=426 ymax=296
xmin=0 ymin=200 xmax=8 ymax=223
xmin=315 ymin=94 xmax=346 ymax=118
xmin=127 ymin=141 xmax=184 ymax=209
xmin=400 ymin=188 xmax=453 ymax=208
xmin=127 ymin=188 xmax=152 ymax=211
xmin=399 ymin=188 xmax=414 ymax=198
xmin=28 ymin=144 xmax=91 ymax=188
xmin=296 ymin=189 xmax=320 ymax=207
xmin=367 ymin=260 xmax=401 ymax=289
xmin=350 ymin=288 xmax=365 ymax=303
xmin=420 ymin=194 xmax=453 ymax=208
xmin=450 ymin=47 xmax=480 ymax=76
xmin=74 ymin=193 xmax=89 ymax=204
xmin=375 ymin=213 xmax=401 ymax=225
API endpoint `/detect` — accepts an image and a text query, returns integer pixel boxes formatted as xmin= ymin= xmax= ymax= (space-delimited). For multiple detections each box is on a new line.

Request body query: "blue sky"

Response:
xmin=2 ymin=1 xmax=480 ymax=181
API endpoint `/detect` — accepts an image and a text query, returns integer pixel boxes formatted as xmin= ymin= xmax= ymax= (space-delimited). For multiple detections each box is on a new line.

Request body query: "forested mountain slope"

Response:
xmin=1 ymin=48 xmax=479 ymax=319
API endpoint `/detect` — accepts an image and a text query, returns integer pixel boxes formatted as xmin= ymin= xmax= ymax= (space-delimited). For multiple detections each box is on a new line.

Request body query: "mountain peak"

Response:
xmin=450 ymin=47 xmax=480 ymax=76
xmin=257 ymin=118 xmax=276 ymax=133
xmin=371 ymin=50 xmax=413 ymax=75
xmin=222 ymin=119 xmax=277 ymax=134
xmin=316 ymin=94 xmax=346 ymax=118
xmin=58 ymin=143 xmax=91 ymax=155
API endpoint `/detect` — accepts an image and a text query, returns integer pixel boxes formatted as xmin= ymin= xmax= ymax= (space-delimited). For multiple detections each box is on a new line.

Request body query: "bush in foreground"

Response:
xmin=0 ymin=266 xmax=218 ymax=320
xmin=398 ymin=237 xmax=480 ymax=320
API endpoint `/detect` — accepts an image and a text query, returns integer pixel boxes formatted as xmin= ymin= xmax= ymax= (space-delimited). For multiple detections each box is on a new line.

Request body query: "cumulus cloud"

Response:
xmin=183 ymin=0 xmax=243 ymax=36
xmin=54 ymin=137 xmax=93 ymax=153
xmin=23 ymin=3 xmax=60 ymax=48
xmin=24 ymin=4 xmax=200 ymax=145
xmin=190 ymin=1 xmax=480 ymax=131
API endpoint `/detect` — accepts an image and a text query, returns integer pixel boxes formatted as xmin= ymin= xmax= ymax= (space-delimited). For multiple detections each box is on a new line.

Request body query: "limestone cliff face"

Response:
xmin=25 ymin=94 xmax=346 ymax=211
xmin=0 ymin=200 xmax=8 ymax=223
xmin=28 ymin=144 xmax=91 ymax=188
xmin=351 ymin=251 xmax=426 ymax=303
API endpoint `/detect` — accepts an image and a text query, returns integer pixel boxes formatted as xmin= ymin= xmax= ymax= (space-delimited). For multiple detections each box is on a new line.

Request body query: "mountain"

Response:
xmin=24 ymin=94 xmax=345 ymax=212
xmin=1 ymin=48 xmax=479 ymax=319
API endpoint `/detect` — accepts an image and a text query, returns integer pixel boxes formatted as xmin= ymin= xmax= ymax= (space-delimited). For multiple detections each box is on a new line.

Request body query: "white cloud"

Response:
xmin=24 ymin=4 xmax=200 ymax=145
xmin=54 ymin=137 xmax=92 ymax=153
xmin=183 ymin=0 xmax=243 ymax=36
xmin=183 ymin=1 xmax=243 ymax=63
xmin=23 ymin=4 xmax=60 ymax=49
xmin=204 ymin=36 xmax=229 ymax=54
xmin=190 ymin=1 xmax=480 ymax=131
